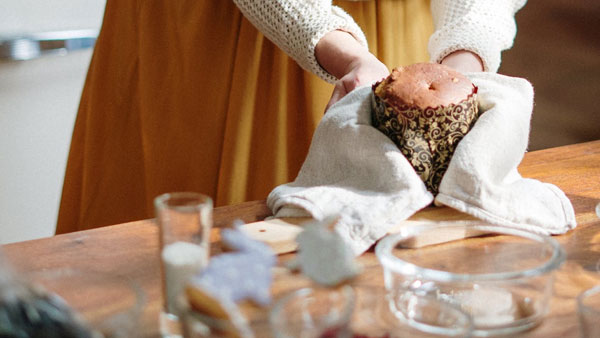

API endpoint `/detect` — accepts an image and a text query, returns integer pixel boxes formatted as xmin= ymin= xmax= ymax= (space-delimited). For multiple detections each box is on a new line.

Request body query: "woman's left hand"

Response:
xmin=440 ymin=50 xmax=484 ymax=73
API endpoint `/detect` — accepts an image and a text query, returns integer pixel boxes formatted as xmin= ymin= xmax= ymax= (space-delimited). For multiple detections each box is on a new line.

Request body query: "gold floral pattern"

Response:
xmin=371 ymin=92 xmax=480 ymax=195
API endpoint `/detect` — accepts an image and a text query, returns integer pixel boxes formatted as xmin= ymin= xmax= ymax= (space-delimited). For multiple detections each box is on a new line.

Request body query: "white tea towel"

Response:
xmin=268 ymin=72 xmax=576 ymax=255
xmin=436 ymin=72 xmax=577 ymax=235
xmin=267 ymin=86 xmax=434 ymax=254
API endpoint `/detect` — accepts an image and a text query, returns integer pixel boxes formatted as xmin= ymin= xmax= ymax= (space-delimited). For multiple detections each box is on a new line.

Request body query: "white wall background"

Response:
xmin=0 ymin=0 xmax=106 ymax=244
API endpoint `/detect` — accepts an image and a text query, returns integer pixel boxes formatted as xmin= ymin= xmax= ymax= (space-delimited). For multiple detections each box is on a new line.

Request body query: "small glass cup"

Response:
xmin=178 ymin=300 xmax=253 ymax=338
xmin=181 ymin=312 xmax=237 ymax=338
xmin=578 ymin=285 xmax=600 ymax=338
xmin=155 ymin=192 xmax=213 ymax=338
xmin=270 ymin=285 xmax=355 ymax=338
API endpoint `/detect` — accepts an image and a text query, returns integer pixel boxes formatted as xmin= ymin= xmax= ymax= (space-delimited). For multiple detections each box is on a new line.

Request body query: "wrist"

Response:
xmin=315 ymin=30 xmax=372 ymax=80
xmin=440 ymin=50 xmax=484 ymax=73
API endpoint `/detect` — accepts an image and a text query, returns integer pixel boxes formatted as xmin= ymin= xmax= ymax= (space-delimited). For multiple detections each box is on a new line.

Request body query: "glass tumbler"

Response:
xmin=270 ymin=285 xmax=356 ymax=338
xmin=155 ymin=192 xmax=213 ymax=338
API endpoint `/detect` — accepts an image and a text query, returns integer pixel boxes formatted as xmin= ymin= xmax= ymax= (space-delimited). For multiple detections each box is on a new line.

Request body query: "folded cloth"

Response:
xmin=436 ymin=73 xmax=577 ymax=235
xmin=267 ymin=72 xmax=576 ymax=255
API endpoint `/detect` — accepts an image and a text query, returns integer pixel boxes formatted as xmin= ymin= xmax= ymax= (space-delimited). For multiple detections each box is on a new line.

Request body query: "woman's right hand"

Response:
xmin=326 ymin=53 xmax=389 ymax=111
xmin=315 ymin=30 xmax=389 ymax=112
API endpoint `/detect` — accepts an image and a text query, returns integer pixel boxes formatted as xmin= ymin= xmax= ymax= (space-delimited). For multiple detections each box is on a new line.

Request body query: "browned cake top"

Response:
xmin=373 ymin=63 xmax=475 ymax=109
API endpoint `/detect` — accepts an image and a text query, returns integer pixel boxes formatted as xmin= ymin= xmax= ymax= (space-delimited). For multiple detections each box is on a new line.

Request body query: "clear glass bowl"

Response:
xmin=26 ymin=268 xmax=146 ymax=338
xmin=577 ymin=285 xmax=600 ymax=338
xmin=350 ymin=285 xmax=472 ymax=338
xmin=270 ymin=285 xmax=355 ymax=338
xmin=375 ymin=222 xmax=565 ymax=337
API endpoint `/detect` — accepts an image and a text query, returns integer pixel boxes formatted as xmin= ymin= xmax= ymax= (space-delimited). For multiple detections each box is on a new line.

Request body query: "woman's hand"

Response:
xmin=326 ymin=53 xmax=389 ymax=111
xmin=440 ymin=50 xmax=484 ymax=73
xmin=315 ymin=30 xmax=389 ymax=112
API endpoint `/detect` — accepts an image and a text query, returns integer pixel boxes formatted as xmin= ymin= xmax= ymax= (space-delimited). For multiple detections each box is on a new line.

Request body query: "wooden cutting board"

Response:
xmin=239 ymin=206 xmax=486 ymax=255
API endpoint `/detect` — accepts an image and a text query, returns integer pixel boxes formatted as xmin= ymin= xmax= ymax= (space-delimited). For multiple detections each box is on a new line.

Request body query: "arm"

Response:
xmin=429 ymin=0 xmax=527 ymax=72
xmin=232 ymin=0 xmax=369 ymax=83
xmin=315 ymin=30 xmax=389 ymax=110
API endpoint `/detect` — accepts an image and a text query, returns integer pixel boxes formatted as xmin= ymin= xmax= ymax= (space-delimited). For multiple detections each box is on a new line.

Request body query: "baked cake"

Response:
xmin=371 ymin=62 xmax=479 ymax=194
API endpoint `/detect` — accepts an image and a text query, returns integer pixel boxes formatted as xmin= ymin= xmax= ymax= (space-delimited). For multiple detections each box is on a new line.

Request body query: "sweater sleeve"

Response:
xmin=428 ymin=0 xmax=527 ymax=72
xmin=232 ymin=0 xmax=368 ymax=83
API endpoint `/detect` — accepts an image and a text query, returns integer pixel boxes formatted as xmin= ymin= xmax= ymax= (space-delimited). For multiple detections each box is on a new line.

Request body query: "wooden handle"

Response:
xmin=239 ymin=218 xmax=306 ymax=254
xmin=239 ymin=207 xmax=487 ymax=255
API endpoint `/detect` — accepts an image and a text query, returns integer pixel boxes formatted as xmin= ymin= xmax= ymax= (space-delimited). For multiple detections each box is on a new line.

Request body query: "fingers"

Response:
xmin=323 ymin=57 xmax=389 ymax=113
xmin=324 ymin=81 xmax=348 ymax=113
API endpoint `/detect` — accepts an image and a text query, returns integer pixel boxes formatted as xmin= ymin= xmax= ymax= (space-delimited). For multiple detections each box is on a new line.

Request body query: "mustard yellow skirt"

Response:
xmin=56 ymin=0 xmax=433 ymax=233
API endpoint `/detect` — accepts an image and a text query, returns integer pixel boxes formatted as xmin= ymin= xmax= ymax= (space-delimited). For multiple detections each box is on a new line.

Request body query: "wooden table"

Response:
xmin=2 ymin=140 xmax=600 ymax=337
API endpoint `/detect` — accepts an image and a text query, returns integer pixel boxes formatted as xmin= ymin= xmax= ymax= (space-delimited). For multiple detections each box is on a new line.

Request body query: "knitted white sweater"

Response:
xmin=233 ymin=0 xmax=527 ymax=83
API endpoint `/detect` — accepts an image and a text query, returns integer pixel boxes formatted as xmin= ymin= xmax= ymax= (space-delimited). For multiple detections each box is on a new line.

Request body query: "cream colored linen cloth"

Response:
xmin=267 ymin=72 xmax=576 ymax=255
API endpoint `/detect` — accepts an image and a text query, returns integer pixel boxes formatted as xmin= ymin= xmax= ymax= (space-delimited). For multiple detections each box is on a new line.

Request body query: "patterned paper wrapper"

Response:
xmin=371 ymin=88 xmax=479 ymax=195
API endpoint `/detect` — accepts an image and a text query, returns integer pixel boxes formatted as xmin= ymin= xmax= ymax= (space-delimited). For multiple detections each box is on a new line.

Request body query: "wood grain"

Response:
xmin=1 ymin=140 xmax=600 ymax=338
xmin=241 ymin=216 xmax=485 ymax=254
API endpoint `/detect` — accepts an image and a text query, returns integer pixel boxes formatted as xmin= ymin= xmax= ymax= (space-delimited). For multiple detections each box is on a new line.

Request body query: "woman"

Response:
xmin=56 ymin=0 xmax=525 ymax=233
